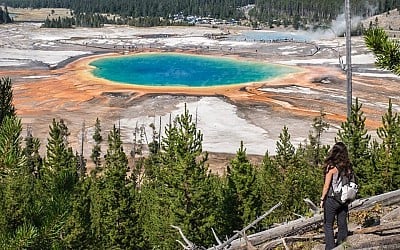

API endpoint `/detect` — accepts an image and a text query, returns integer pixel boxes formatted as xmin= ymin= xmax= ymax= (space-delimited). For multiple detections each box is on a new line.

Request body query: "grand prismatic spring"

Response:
xmin=89 ymin=53 xmax=298 ymax=87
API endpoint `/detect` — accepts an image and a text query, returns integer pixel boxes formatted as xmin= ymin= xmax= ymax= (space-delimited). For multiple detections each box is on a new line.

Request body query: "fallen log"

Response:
xmin=333 ymin=234 xmax=400 ymax=249
xmin=260 ymin=234 xmax=324 ymax=249
xmin=229 ymin=189 xmax=400 ymax=248
xmin=381 ymin=206 xmax=400 ymax=222
xmin=349 ymin=189 xmax=400 ymax=211
xmin=354 ymin=221 xmax=400 ymax=235
xmin=172 ymin=202 xmax=282 ymax=250
xmin=210 ymin=202 xmax=282 ymax=250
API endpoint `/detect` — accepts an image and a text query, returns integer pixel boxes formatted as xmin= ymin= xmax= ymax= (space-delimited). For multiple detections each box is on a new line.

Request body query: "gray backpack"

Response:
xmin=331 ymin=172 xmax=358 ymax=204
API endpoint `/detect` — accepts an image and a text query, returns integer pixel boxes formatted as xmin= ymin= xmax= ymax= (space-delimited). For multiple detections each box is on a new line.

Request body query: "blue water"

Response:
xmin=90 ymin=53 xmax=297 ymax=87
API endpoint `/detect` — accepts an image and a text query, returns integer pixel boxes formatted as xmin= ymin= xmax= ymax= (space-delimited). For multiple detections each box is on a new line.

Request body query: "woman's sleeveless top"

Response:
xmin=328 ymin=168 xmax=341 ymax=196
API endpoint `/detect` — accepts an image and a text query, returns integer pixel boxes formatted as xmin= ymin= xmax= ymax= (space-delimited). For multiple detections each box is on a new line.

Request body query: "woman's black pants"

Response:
xmin=323 ymin=197 xmax=348 ymax=250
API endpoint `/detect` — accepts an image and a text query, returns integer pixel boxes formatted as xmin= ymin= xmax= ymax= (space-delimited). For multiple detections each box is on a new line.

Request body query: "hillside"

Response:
xmin=362 ymin=8 xmax=400 ymax=37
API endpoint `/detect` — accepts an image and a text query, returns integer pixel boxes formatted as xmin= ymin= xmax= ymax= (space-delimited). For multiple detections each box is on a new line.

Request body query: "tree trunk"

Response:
xmin=229 ymin=189 xmax=400 ymax=248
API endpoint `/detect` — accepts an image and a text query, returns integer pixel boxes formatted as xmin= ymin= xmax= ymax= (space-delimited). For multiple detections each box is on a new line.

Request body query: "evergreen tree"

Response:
xmin=75 ymin=150 xmax=86 ymax=178
xmin=305 ymin=111 xmax=330 ymax=167
xmin=375 ymin=99 xmax=400 ymax=192
xmin=0 ymin=6 xmax=12 ymax=24
xmin=23 ymin=128 xmax=42 ymax=178
xmin=142 ymin=122 xmax=161 ymax=180
xmin=0 ymin=116 xmax=40 ymax=249
xmin=0 ymin=116 xmax=27 ymax=225
xmin=224 ymin=141 xmax=261 ymax=233
xmin=145 ymin=105 xmax=218 ymax=247
xmin=62 ymin=177 xmax=93 ymax=249
xmin=257 ymin=152 xmax=284 ymax=226
xmin=275 ymin=125 xmax=296 ymax=169
xmin=44 ymin=119 xmax=78 ymax=195
xmin=337 ymin=98 xmax=372 ymax=196
xmin=90 ymin=117 xmax=103 ymax=172
xmin=377 ymin=99 xmax=400 ymax=156
xmin=38 ymin=119 xmax=78 ymax=248
xmin=0 ymin=77 xmax=16 ymax=127
xmin=364 ymin=27 xmax=400 ymax=76
xmin=0 ymin=116 xmax=26 ymax=175
xmin=90 ymin=125 xmax=142 ymax=248
xmin=281 ymin=154 xmax=322 ymax=219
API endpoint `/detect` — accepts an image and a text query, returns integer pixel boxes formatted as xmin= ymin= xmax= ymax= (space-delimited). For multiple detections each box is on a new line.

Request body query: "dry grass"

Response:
xmin=361 ymin=8 xmax=400 ymax=37
xmin=5 ymin=7 xmax=72 ymax=22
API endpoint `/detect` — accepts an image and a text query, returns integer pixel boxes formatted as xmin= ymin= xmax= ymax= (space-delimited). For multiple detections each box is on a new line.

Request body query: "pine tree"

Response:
xmin=33 ymin=119 xmax=78 ymax=248
xmin=0 ymin=116 xmax=26 ymax=177
xmin=0 ymin=116 xmax=27 ymax=223
xmin=337 ymin=98 xmax=372 ymax=196
xmin=0 ymin=6 xmax=12 ymax=24
xmin=0 ymin=77 xmax=16 ymax=127
xmin=275 ymin=125 xmax=296 ymax=169
xmin=305 ymin=111 xmax=330 ymax=167
xmin=44 ymin=119 xmax=78 ymax=194
xmin=90 ymin=125 xmax=143 ymax=248
xmin=377 ymin=99 xmax=400 ymax=155
xmin=364 ymin=27 xmax=400 ymax=75
xmin=375 ymin=99 xmax=400 ymax=192
xmin=145 ymin=105 xmax=218 ymax=247
xmin=224 ymin=141 xmax=261 ymax=233
xmin=90 ymin=117 xmax=102 ymax=172
xmin=257 ymin=152 xmax=284 ymax=226
xmin=62 ymin=177 xmax=93 ymax=249
xmin=0 ymin=116 xmax=40 ymax=248
xmin=23 ymin=127 xmax=42 ymax=178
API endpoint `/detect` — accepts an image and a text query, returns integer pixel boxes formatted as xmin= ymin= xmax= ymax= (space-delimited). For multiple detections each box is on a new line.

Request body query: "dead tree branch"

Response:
xmin=230 ymin=189 xmax=400 ymax=248
xmin=381 ymin=206 xmax=400 ymax=222
xmin=209 ymin=202 xmax=282 ymax=250
xmin=171 ymin=225 xmax=198 ymax=250
xmin=354 ymin=221 xmax=400 ymax=235
xmin=260 ymin=234 xmax=324 ymax=250
xmin=335 ymin=234 xmax=400 ymax=249
xmin=173 ymin=202 xmax=281 ymax=250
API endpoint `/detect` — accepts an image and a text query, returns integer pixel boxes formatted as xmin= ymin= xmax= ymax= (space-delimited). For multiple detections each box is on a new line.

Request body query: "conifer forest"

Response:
xmin=3 ymin=0 xmax=400 ymax=28
xmin=1 ymin=75 xmax=400 ymax=248
xmin=1 ymin=0 xmax=400 ymax=248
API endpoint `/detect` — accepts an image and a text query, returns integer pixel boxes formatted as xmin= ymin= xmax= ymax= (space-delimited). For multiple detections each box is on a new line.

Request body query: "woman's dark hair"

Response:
xmin=324 ymin=142 xmax=352 ymax=176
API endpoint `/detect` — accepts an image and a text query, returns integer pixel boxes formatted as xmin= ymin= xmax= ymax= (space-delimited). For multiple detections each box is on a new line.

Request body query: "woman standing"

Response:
xmin=320 ymin=142 xmax=352 ymax=250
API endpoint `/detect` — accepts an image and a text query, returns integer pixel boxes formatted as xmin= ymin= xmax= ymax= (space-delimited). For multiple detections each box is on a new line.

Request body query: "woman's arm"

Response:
xmin=320 ymin=167 xmax=336 ymax=207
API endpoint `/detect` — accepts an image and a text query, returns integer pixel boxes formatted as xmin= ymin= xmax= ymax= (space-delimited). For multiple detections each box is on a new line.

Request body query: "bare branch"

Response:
xmin=210 ymin=202 xmax=282 ymax=250
xmin=260 ymin=235 xmax=324 ymax=249
xmin=303 ymin=198 xmax=320 ymax=215
xmin=172 ymin=225 xmax=195 ymax=249
xmin=354 ymin=221 xmax=400 ymax=235
xmin=232 ymin=189 xmax=400 ymax=248
xmin=281 ymin=237 xmax=289 ymax=250
xmin=177 ymin=240 xmax=192 ymax=250
xmin=211 ymin=228 xmax=223 ymax=245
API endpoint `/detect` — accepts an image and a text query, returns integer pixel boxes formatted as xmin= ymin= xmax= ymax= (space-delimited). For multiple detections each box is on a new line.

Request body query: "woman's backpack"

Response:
xmin=332 ymin=172 xmax=358 ymax=204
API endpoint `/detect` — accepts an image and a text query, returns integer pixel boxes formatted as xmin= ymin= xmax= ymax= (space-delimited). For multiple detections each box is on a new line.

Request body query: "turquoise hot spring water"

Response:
xmin=90 ymin=53 xmax=297 ymax=87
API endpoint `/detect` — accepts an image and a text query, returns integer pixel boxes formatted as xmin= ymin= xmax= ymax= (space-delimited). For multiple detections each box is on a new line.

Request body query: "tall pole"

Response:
xmin=345 ymin=0 xmax=352 ymax=118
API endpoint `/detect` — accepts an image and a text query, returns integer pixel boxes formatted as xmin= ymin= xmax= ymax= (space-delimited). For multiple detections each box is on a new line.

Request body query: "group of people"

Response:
xmin=321 ymin=142 xmax=353 ymax=249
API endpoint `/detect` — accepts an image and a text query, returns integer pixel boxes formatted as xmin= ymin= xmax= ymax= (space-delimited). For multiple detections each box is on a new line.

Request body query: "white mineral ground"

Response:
xmin=1 ymin=23 xmax=399 ymax=171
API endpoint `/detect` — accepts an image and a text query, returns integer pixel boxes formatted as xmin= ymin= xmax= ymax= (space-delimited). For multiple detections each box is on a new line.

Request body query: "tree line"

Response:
xmin=0 ymin=6 xmax=12 ymax=24
xmin=3 ymin=0 xmax=400 ymax=28
xmin=41 ymin=13 xmax=108 ymax=28
xmin=41 ymin=13 xmax=195 ymax=28
xmin=1 ymin=75 xmax=400 ymax=249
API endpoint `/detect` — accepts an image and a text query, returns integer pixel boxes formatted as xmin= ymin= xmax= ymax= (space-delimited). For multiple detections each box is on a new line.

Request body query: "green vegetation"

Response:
xmin=364 ymin=27 xmax=400 ymax=76
xmin=0 ymin=6 xmax=12 ymax=23
xmin=1 ymin=76 xmax=400 ymax=248
xmin=3 ymin=0 xmax=400 ymax=28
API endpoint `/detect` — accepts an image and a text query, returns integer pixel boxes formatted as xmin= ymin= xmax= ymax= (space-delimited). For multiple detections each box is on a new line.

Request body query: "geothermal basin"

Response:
xmin=90 ymin=53 xmax=298 ymax=87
